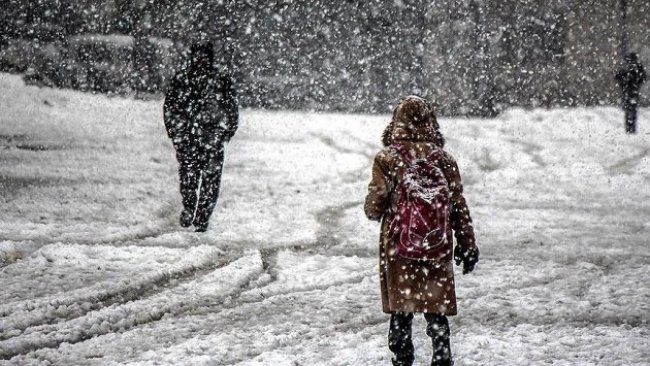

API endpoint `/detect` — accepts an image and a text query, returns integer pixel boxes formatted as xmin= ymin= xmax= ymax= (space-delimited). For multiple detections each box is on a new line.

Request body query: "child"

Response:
xmin=364 ymin=96 xmax=479 ymax=366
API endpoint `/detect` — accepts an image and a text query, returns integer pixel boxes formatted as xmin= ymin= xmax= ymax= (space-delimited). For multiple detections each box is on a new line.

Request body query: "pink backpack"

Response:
xmin=388 ymin=144 xmax=452 ymax=261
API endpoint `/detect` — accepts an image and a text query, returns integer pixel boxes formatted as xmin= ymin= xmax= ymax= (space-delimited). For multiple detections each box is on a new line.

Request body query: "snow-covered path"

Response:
xmin=1 ymin=73 xmax=649 ymax=365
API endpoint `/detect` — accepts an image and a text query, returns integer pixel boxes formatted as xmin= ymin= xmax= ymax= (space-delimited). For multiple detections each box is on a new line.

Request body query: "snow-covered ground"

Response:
xmin=1 ymin=73 xmax=649 ymax=365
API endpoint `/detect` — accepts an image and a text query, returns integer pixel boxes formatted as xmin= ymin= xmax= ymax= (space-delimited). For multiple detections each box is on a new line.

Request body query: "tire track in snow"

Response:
xmin=455 ymin=257 xmax=650 ymax=329
xmin=0 ymin=252 xmax=264 ymax=360
xmin=58 ymin=250 xmax=374 ymax=365
xmin=9 ymin=251 xmax=278 ymax=363
xmin=607 ymin=147 xmax=649 ymax=175
xmin=233 ymin=201 xmax=365 ymax=258
xmin=0 ymin=201 xmax=182 ymax=254
xmin=217 ymin=315 xmax=387 ymax=366
xmin=309 ymin=133 xmax=375 ymax=255
xmin=315 ymin=201 xmax=362 ymax=249
xmin=167 ymin=274 xmax=378 ymax=366
xmin=2 ymin=129 xmax=378 ymax=361
xmin=311 ymin=133 xmax=375 ymax=160
xmin=312 ymin=132 xmax=376 ymax=187
xmin=3 ymin=222 xmax=178 ymax=248
xmin=0 ymin=246 xmax=227 ymax=341
xmin=473 ymin=147 xmax=503 ymax=172
xmin=504 ymin=137 xmax=547 ymax=167
xmin=110 ymin=273 xmax=379 ymax=366
xmin=234 ymin=270 xmax=373 ymax=306
xmin=184 ymin=247 xmax=375 ymax=317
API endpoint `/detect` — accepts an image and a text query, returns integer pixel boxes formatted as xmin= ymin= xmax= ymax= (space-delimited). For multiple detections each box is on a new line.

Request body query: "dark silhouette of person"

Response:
xmin=616 ymin=53 xmax=647 ymax=133
xmin=164 ymin=42 xmax=238 ymax=232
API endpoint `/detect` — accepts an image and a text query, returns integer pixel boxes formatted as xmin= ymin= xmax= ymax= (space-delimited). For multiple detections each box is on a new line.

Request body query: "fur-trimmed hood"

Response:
xmin=381 ymin=96 xmax=445 ymax=147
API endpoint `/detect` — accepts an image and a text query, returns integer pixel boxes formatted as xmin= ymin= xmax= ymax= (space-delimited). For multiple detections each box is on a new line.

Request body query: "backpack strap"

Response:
xmin=392 ymin=143 xmax=442 ymax=163
xmin=391 ymin=143 xmax=415 ymax=162
xmin=426 ymin=147 xmax=444 ymax=163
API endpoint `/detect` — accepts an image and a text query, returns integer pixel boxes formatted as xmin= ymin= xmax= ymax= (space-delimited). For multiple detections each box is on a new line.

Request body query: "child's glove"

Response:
xmin=454 ymin=245 xmax=479 ymax=274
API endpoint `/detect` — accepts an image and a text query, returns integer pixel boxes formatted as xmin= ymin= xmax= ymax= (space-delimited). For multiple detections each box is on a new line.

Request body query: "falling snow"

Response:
xmin=1 ymin=74 xmax=649 ymax=364
xmin=1 ymin=1 xmax=649 ymax=365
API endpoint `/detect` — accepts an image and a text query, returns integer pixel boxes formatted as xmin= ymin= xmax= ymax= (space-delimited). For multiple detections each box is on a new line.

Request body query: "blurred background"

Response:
xmin=0 ymin=0 xmax=648 ymax=115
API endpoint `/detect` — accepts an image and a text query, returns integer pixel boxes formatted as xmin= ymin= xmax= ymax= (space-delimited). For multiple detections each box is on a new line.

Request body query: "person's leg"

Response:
xmin=628 ymin=104 xmax=638 ymax=133
xmin=177 ymin=152 xmax=200 ymax=227
xmin=624 ymin=98 xmax=637 ymax=134
xmin=424 ymin=314 xmax=452 ymax=366
xmin=625 ymin=108 xmax=633 ymax=133
xmin=388 ymin=312 xmax=415 ymax=366
xmin=193 ymin=145 xmax=225 ymax=231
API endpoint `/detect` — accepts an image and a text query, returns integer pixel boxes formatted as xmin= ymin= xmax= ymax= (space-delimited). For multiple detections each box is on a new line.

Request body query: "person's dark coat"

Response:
xmin=365 ymin=96 xmax=477 ymax=315
xmin=616 ymin=54 xmax=647 ymax=105
xmin=163 ymin=43 xmax=239 ymax=230
xmin=163 ymin=50 xmax=238 ymax=153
